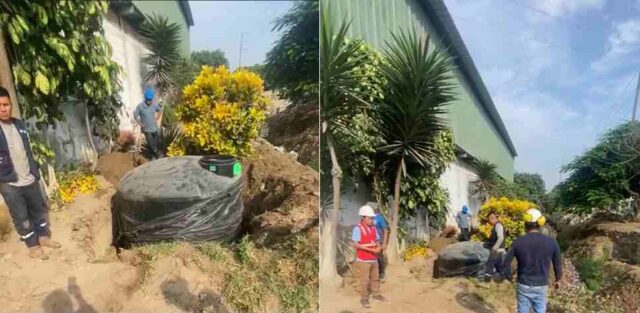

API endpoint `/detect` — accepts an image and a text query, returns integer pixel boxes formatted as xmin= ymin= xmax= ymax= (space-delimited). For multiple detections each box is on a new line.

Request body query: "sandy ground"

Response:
xmin=0 ymin=177 xmax=227 ymax=313
xmin=320 ymin=257 xmax=514 ymax=313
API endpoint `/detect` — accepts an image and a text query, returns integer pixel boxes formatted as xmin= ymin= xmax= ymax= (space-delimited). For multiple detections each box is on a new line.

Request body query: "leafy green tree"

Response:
xmin=319 ymin=8 xmax=371 ymax=282
xmin=264 ymin=2 xmax=318 ymax=105
xmin=557 ymin=122 xmax=640 ymax=220
xmin=514 ymin=172 xmax=546 ymax=205
xmin=0 ymin=1 xmax=122 ymax=139
xmin=191 ymin=49 xmax=229 ymax=69
xmin=377 ymin=29 xmax=456 ymax=263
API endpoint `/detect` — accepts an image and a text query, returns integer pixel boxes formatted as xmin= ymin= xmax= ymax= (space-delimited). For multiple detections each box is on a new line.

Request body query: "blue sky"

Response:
xmin=446 ymin=0 xmax=640 ymax=189
xmin=188 ymin=1 xmax=294 ymax=69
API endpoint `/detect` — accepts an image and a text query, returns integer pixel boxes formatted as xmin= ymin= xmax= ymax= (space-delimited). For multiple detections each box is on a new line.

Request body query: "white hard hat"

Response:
xmin=524 ymin=208 xmax=542 ymax=223
xmin=359 ymin=205 xmax=376 ymax=217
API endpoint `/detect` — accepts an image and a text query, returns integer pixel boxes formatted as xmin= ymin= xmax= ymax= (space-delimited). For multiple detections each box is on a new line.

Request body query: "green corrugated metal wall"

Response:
xmin=133 ymin=0 xmax=190 ymax=57
xmin=327 ymin=0 xmax=515 ymax=180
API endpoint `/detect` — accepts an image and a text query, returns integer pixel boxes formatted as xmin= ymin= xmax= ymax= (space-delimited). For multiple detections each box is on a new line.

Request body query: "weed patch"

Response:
xmin=575 ymin=257 xmax=605 ymax=292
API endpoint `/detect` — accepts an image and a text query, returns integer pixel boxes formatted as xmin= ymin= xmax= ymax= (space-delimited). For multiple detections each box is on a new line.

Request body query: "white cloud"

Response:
xmin=528 ymin=0 xmax=606 ymax=17
xmin=446 ymin=0 xmax=622 ymax=188
xmin=591 ymin=19 xmax=640 ymax=72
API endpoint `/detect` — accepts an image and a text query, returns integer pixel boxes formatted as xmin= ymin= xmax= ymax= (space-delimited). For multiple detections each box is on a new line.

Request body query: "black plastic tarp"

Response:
xmin=434 ymin=241 xmax=490 ymax=278
xmin=111 ymin=156 xmax=243 ymax=247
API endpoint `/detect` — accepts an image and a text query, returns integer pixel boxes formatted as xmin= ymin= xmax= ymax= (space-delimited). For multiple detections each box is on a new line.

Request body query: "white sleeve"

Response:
xmin=493 ymin=223 xmax=504 ymax=250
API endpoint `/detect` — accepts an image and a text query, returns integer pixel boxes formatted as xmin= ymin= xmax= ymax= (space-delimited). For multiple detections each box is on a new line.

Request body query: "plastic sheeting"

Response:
xmin=433 ymin=241 xmax=490 ymax=278
xmin=111 ymin=156 xmax=243 ymax=247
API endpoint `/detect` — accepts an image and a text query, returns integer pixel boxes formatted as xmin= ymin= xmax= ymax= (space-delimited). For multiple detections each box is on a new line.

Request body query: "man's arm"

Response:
xmin=351 ymin=227 xmax=380 ymax=253
xmin=552 ymin=240 xmax=563 ymax=282
xmin=493 ymin=223 xmax=504 ymax=251
xmin=501 ymin=244 xmax=516 ymax=281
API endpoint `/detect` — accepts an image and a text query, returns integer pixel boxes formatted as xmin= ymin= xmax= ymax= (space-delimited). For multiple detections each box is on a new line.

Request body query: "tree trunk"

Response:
xmin=0 ymin=30 xmax=19 ymax=118
xmin=387 ymin=158 xmax=404 ymax=263
xmin=84 ymin=101 xmax=98 ymax=171
xmin=319 ymin=123 xmax=342 ymax=284
xmin=634 ymin=196 xmax=640 ymax=221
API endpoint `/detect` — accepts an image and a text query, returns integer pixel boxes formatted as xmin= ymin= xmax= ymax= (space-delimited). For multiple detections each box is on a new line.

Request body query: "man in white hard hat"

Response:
xmin=502 ymin=208 xmax=563 ymax=313
xmin=352 ymin=205 xmax=388 ymax=308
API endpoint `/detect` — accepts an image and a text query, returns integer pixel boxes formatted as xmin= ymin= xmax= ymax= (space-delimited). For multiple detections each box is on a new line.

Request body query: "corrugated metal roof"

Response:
xmin=419 ymin=0 xmax=517 ymax=157
xmin=178 ymin=1 xmax=194 ymax=26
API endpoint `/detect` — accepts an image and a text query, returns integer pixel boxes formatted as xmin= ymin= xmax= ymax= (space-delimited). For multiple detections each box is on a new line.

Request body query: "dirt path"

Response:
xmin=0 ymin=177 xmax=225 ymax=313
xmin=320 ymin=258 xmax=514 ymax=313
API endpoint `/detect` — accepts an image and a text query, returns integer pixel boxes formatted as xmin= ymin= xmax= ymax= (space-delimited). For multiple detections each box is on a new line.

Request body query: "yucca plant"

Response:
xmin=471 ymin=159 xmax=500 ymax=204
xmin=377 ymin=29 xmax=456 ymax=262
xmin=139 ymin=14 xmax=182 ymax=94
xmin=319 ymin=4 xmax=371 ymax=282
xmin=141 ymin=125 xmax=182 ymax=159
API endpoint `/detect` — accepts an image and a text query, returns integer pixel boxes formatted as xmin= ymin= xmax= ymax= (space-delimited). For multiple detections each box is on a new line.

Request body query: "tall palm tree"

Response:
xmin=377 ymin=29 xmax=456 ymax=262
xmin=139 ymin=14 xmax=182 ymax=94
xmin=471 ymin=159 xmax=500 ymax=203
xmin=319 ymin=5 xmax=370 ymax=282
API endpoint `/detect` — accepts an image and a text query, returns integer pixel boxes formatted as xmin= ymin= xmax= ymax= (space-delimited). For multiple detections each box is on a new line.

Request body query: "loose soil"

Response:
xmin=321 ymin=255 xmax=514 ymax=313
xmin=0 ymin=139 xmax=319 ymax=313
xmin=265 ymin=102 xmax=319 ymax=168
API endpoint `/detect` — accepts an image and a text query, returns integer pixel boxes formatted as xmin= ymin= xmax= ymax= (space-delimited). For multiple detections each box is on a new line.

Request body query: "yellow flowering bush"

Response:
xmin=402 ymin=243 xmax=429 ymax=261
xmin=53 ymin=170 xmax=100 ymax=206
xmin=169 ymin=66 xmax=269 ymax=157
xmin=471 ymin=197 xmax=537 ymax=248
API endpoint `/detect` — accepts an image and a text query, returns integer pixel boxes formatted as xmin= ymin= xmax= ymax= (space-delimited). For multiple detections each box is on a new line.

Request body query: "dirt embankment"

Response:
xmin=265 ymin=102 xmax=319 ymax=169
xmin=558 ymin=220 xmax=640 ymax=312
xmin=0 ymin=138 xmax=319 ymax=313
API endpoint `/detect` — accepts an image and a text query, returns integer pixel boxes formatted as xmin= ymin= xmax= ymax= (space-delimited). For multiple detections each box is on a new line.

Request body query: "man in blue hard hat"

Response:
xmin=456 ymin=205 xmax=472 ymax=241
xmin=134 ymin=88 xmax=163 ymax=160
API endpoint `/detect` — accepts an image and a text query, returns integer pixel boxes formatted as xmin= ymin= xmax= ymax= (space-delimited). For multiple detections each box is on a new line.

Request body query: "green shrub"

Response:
xmin=575 ymin=257 xmax=605 ymax=291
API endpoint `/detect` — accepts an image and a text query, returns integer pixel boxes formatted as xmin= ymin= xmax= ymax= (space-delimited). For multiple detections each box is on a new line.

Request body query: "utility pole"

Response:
xmin=633 ymin=72 xmax=640 ymax=122
xmin=238 ymin=32 xmax=247 ymax=69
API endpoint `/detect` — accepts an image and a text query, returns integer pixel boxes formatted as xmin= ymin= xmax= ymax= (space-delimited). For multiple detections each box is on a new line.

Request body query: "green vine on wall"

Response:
xmin=0 ymin=1 xmax=123 ymax=139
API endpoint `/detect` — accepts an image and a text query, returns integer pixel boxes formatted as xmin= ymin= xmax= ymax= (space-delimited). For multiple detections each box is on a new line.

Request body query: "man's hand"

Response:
xmin=553 ymin=281 xmax=561 ymax=290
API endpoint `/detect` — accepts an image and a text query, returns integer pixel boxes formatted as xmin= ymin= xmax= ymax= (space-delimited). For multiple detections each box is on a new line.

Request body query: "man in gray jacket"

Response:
xmin=0 ymin=87 xmax=61 ymax=260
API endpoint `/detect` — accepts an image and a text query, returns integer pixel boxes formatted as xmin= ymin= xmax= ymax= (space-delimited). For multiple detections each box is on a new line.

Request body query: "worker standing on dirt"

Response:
xmin=352 ymin=205 xmax=388 ymax=308
xmin=502 ymin=208 xmax=562 ymax=313
xmin=372 ymin=205 xmax=389 ymax=283
xmin=483 ymin=210 xmax=505 ymax=282
xmin=0 ymin=87 xmax=61 ymax=260
xmin=456 ymin=205 xmax=472 ymax=241
xmin=134 ymin=88 xmax=163 ymax=160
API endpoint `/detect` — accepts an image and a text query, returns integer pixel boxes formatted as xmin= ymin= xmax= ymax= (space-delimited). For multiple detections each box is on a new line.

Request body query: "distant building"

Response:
xmin=326 ymin=0 xmax=517 ymax=233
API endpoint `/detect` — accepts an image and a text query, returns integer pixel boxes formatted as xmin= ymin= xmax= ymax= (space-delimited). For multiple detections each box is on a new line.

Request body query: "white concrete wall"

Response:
xmin=336 ymin=157 xmax=482 ymax=238
xmin=104 ymin=10 xmax=150 ymax=133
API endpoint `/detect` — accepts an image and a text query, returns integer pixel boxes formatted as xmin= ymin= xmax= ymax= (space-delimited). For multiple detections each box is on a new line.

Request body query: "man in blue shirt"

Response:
xmin=456 ymin=205 xmax=471 ymax=241
xmin=502 ymin=208 xmax=562 ymax=313
xmin=134 ymin=88 xmax=162 ymax=160
xmin=372 ymin=206 xmax=389 ymax=282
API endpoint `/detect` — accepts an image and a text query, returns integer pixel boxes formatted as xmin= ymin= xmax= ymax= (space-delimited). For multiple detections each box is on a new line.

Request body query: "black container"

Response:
xmin=199 ymin=155 xmax=242 ymax=178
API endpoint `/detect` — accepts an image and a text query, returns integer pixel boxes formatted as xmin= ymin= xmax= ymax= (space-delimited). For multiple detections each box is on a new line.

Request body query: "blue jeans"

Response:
xmin=517 ymin=283 xmax=548 ymax=313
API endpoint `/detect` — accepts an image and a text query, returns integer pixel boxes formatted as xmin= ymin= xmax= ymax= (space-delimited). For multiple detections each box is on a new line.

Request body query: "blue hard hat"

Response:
xmin=462 ymin=205 xmax=469 ymax=213
xmin=144 ymin=88 xmax=154 ymax=101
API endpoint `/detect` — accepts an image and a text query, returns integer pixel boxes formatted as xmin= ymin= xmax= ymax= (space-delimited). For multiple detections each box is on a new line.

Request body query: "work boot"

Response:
xmin=28 ymin=246 xmax=49 ymax=260
xmin=372 ymin=295 xmax=389 ymax=302
xmin=39 ymin=237 xmax=61 ymax=249
xmin=360 ymin=298 xmax=371 ymax=308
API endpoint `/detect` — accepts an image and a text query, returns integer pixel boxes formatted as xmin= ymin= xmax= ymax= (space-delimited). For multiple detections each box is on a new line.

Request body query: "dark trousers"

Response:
xmin=378 ymin=253 xmax=386 ymax=279
xmin=144 ymin=131 xmax=161 ymax=159
xmin=484 ymin=249 xmax=504 ymax=278
xmin=0 ymin=181 xmax=50 ymax=247
xmin=461 ymin=228 xmax=470 ymax=241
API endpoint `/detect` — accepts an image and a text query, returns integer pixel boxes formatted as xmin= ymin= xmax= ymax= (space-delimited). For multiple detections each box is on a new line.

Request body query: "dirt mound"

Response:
xmin=265 ymin=102 xmax=319 ymax=168
xmin=96 ymin=152 xmax=148 ymax=186
xmin=242 ymin=139 xmax=319 ymax=246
